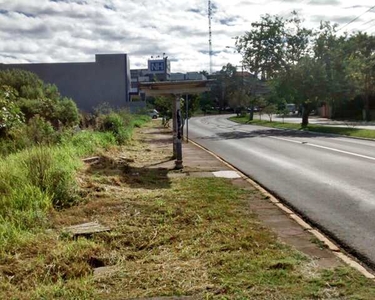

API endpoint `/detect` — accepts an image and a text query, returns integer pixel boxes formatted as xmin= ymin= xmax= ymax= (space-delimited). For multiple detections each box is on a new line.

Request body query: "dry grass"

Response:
xmin=2 ymin=121 xmax=375 ymax=299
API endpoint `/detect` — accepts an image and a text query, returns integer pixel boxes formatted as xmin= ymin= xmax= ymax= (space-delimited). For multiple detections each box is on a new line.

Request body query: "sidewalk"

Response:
xmin=255 ymin=114 xmax=375 ymax=130
xmin=145 ymin=125 xmax=342 ymax=270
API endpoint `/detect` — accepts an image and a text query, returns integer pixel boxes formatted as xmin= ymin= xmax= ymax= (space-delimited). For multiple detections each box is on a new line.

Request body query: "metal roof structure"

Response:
xmin=139 ymin=80 xmax=213 ymax=96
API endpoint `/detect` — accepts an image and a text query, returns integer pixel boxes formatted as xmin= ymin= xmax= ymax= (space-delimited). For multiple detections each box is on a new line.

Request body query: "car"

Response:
xmin=286 ymin=103 xmax=296 ymax=114
xmin=148 ymin=109 xmax=159 ymax=119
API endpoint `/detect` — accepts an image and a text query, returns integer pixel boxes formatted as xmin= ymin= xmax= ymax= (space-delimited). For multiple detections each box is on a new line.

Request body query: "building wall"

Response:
xmin=0 ymin=54 xmax=130 ymax=112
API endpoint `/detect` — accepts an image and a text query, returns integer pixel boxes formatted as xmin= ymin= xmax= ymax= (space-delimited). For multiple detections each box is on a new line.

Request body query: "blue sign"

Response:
xmin=148 ymin=60 xmax=165 ymax=74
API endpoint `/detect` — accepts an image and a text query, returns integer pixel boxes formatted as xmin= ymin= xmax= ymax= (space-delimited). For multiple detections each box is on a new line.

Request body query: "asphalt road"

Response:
xmin=188 ymin=115 xmax=375 ymax=267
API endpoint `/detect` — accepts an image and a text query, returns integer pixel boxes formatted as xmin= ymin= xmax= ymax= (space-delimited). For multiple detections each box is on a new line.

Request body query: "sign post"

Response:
xmin=186 ymin=94 xmax=189 ymax=143
xmin=174 ymin=95 xmax=183 ymax=169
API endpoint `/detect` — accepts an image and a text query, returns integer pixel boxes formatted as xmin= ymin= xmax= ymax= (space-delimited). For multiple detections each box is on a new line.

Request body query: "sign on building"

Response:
xmin=148 ymin=59 xmax=170 ymax=74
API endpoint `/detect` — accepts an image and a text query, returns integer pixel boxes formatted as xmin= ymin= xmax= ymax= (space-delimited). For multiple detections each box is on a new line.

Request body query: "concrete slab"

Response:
xmin=212 ymin=170 xmax=241 ymax=179
xmin=189 ymin=172 xmax=215 ymax=178
xmin=63 ymin=222 xmax=110 ymax=237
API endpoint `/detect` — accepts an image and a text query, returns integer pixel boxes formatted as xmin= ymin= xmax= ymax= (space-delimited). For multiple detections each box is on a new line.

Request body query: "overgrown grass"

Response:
xmin=0 ymin=114 xmax=149 ymax=252
xmin=229 ymin=116 xmax=375 ymax=139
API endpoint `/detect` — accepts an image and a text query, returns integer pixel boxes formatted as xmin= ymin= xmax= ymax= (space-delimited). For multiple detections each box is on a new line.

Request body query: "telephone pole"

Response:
xmin=208 ymin=0 xmax=213 ymax=74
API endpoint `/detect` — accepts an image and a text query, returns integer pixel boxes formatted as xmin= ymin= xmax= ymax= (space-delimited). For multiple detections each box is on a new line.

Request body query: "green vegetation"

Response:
xmin=1 ymin=121 xmax=375 ymax=299
xmin=230 ymin=116 xmax=375 ymax=139
xmin=0 ymin=68 xmax=151 ymax=262
xmin=203 ymin=13 xmax=375 ymax=124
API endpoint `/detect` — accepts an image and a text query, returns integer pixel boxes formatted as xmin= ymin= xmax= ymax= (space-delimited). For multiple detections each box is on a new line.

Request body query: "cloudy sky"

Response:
xmin=0 ymin=0 xmax=374 ymax=72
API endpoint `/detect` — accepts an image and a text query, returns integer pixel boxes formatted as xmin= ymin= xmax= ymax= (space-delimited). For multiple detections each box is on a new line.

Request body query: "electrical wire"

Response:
xmin=337 ymin=4 xmax=375 ymax=32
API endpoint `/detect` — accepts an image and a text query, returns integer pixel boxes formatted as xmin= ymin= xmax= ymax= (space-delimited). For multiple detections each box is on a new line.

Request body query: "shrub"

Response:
xmin=26 ymin=115 xmax=56 ymax=144
xmin=98 ymin=112 xmax=130 ymax=144
xmin=57 ymin=97 xmax=80 ymax=126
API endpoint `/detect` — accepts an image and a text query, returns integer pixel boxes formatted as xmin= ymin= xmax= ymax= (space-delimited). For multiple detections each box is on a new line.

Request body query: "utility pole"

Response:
xmin=208 ymin=0 xmax=213 ymax=74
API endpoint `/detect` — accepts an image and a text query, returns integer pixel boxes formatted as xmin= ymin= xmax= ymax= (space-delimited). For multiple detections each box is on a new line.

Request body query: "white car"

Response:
xmin=149 ymin=109 xmax=159 ymax=119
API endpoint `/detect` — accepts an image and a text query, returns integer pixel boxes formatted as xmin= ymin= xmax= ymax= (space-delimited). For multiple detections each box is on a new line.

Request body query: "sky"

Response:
xmin=0 ymin=0 xmax=374 ymax=73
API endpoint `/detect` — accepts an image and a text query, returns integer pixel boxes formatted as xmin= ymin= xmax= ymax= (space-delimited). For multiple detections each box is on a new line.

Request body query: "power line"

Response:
xmin=364 ymin=22 xmax=375 ymax=32
xmin=337 ymin=4 xmax=375 ymax=32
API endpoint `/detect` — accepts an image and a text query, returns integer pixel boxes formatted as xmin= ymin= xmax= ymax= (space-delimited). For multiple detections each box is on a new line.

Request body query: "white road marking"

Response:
xmin=269 ymin=136 xmax=375 ymax=162
xmin=334 ymin=138 xmax=375 ymax=148
xmin=269 ymin=136 xmax=304 ymax=144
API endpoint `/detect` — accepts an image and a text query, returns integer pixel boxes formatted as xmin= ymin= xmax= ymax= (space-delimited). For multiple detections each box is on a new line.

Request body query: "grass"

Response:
xmin=229 ymin=116 xmax=375 ymax=139
xmin=0 ymin=114 xmax=148 ymax=253
xmin=2 ymin=121 xmax=375 ymax=299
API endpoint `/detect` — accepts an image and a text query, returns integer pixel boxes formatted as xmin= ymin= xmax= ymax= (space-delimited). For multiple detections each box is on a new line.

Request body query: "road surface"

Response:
xmin=188 ymin=115 xmax=375 ymax=267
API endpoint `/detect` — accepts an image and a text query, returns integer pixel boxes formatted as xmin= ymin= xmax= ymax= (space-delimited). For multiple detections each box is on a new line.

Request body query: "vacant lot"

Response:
xmin=1 ymin=121 xmax=375 ymax=299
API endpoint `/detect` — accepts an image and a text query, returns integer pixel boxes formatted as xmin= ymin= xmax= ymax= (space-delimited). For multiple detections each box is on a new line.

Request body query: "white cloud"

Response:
xmin=0 ymin=0 xmax=374 ymax=72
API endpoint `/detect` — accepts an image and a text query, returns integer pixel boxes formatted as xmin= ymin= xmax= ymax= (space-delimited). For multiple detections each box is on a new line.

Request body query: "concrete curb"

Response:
xmin=187 ymin=138 xmax=375 ymax=280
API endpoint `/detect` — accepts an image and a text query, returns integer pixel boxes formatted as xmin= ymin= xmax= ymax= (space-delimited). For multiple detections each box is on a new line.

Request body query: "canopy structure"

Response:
xmin=139 ymin=80 xmax=212 ymax=169
xmin=139 ymin=80 xmax=212 ymax=96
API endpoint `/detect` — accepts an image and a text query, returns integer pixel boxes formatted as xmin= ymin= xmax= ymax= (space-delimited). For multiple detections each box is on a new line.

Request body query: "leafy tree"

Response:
xmin=313 ymin=22 xmax=354 ymax=118
xmin=0 ymin=69 xmax=79 ymax=127
xmin=345 ymin=32 xmax=375 ymax=121
xmin=263 ymin=104 xmax=277 ymax=122
xmin=209 ymin=63 xmax=241 ymax=110
xmin=236 ymin=12 xmax=311 ymax=80
xmin=0 ymin=86 xmax=24 ymax=137
xmin=199 ymin=92 xmax=214 ymax=115
xmin=290 ymin=57 xmax=328 ymax=126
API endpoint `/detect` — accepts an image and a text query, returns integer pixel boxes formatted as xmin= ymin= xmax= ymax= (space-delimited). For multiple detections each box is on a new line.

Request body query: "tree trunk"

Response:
xmin=364 ymin=94 xmax=371 ymax=121
xmin=249 ymin=105 xmax=254 ymax=121
xmin=301 ymin=106 xmax=309 ymax=127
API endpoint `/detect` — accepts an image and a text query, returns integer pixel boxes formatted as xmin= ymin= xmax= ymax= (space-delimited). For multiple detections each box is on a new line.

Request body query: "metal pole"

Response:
xmin=186 ymin=94 xmax=189 ymax=143
xmin=175 ymin=96 xmax=183 ymax=169
xmin=172 ymin=95 xmax=177 ymax=159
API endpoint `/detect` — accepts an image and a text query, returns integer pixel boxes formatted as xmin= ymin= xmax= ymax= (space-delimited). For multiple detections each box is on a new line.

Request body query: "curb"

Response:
xmin=187 ymin=138 xmax=375 ymax=280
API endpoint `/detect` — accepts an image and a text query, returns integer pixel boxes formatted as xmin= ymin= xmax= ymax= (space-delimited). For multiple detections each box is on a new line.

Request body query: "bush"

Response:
xmin=56 ymin=97 xmax=80 ymax=127
xmin=98 ymin=112 xmax=130 ymax=144
xmin=26 ymin=115 xmax=56 ymax=144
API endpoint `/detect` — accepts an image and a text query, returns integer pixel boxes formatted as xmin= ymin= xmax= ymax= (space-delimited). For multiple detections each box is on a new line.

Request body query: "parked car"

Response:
xmin=148 ymin=109 xmax=159 ymax=119
xmin=286 ymin=103 xmax=297 ymax=114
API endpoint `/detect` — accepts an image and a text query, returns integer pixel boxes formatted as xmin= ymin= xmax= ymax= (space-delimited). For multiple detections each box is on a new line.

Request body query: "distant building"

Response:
xmin=0 ymin=54 xmax=135 ymax=112
xmin=130 ymin=58 xmax=206 ymax=98
xmin=0 ymin=53 xmax=205 ymax=111
xmin=170 ymin=72 xmax=207 ymax=81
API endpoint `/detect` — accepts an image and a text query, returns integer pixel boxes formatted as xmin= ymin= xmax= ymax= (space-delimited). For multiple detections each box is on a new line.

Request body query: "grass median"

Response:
xmin=1 ymin=122 xmax=375 ymax=299
xmin=229 ymin=116 xmax=375 ymax=139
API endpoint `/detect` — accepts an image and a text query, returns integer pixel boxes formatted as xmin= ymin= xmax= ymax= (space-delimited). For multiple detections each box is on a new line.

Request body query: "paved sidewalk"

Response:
xmin=144 ymin=124 xmax=342 ymax=270
xmin=254 ymin=114 xmax=375 ymax=130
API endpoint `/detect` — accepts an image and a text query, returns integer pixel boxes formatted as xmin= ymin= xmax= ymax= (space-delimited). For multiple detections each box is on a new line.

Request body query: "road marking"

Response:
xmin=334 ymin=138 xmax=375 ymax=148
xmin=269 ymin=136 xmax=305 ymax=144
xmin=269 ymin=136 xmax=375 ymax=162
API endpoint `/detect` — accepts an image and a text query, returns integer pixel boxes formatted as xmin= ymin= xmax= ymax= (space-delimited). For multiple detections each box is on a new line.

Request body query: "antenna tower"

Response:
xmin=208 ymin=0 xmax=213 ymax=74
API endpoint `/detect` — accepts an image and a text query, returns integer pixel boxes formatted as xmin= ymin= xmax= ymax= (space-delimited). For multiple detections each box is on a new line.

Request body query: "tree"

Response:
xmin=345 ymin=32 xmax=375 ymax=121
xmin=0 ymin=69 xmax=80 ymax=127
xmin=209 ymin=63 xmax=241 ymax=111
xmin=0 ymin=86 xmax=24 ymax=137
xmin=289 ymin=57 xmax=329 ymax=126
xmin=313 ymin=22 xmax=354 ymax=119
xmin=263 ymin=104 xmax=277 ymax=122
xmin=236 ymin=12 xmax=311 ymax=80
xmin=236 ymin=13 xmax=311 ymax=121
